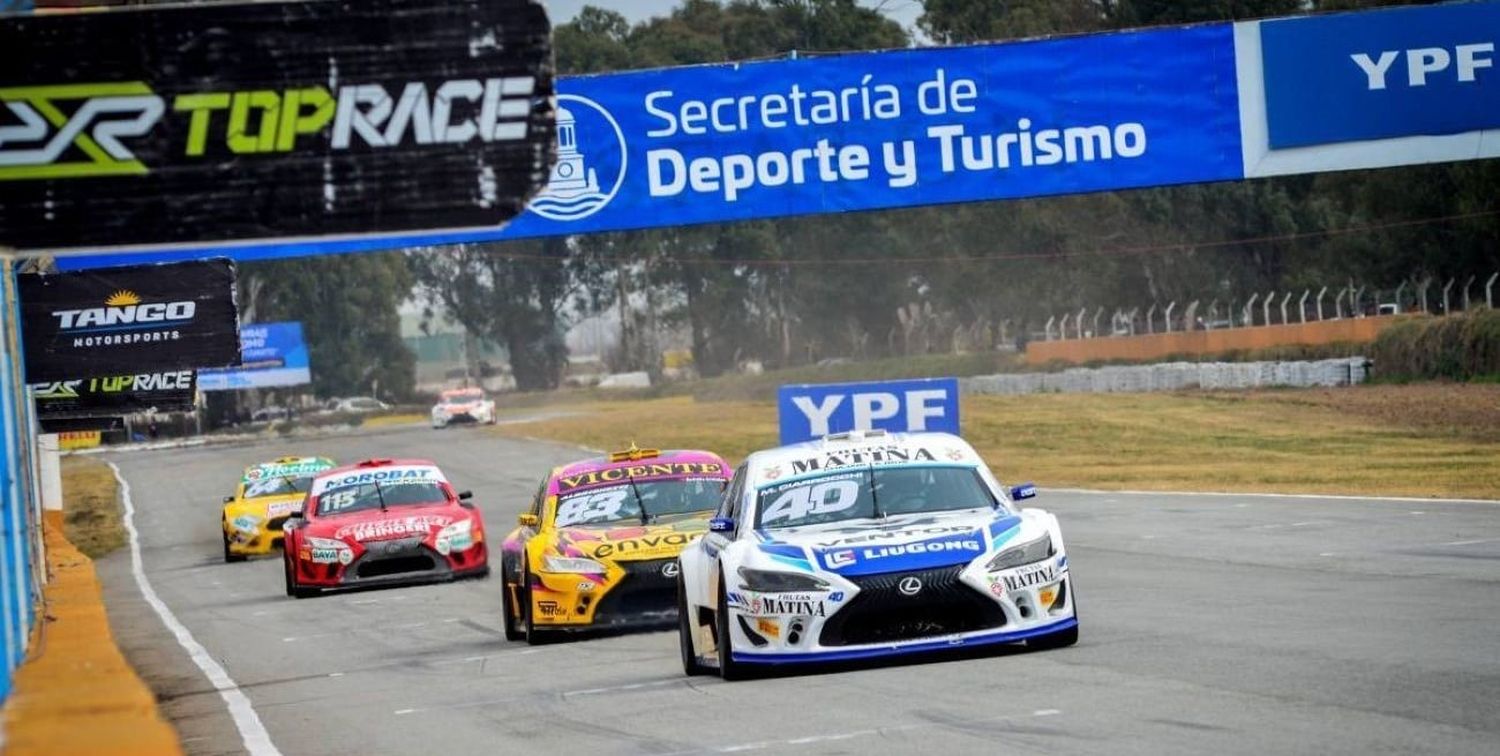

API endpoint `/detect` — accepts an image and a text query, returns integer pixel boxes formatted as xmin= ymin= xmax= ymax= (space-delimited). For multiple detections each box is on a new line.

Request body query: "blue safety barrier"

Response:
xmin=0 ymin=260 xmax=38 ymax=702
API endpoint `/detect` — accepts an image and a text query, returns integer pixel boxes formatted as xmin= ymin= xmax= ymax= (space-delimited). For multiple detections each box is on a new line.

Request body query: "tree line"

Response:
xmin=246 ymin=0 xmax=1500 ymax=395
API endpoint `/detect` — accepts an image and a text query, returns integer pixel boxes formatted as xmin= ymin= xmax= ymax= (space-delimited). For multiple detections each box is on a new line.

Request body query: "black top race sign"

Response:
xmin=33 ymin=369 xmax=197 ymax=419
xmin=19 ymin=259 xmax=241 ymax=383
xmin=0 ymin=0 xmax=554 ymax=253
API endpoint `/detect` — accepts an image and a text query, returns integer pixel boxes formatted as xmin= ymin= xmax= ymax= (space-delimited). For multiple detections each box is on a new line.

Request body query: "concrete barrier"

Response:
xmin=1026 ymin=316 xmax=1396 ymax=365
xmin=963 ymin=357 xmax=1369 ymax=395
xmin=1 ymin=512 xmax=181 ymax=755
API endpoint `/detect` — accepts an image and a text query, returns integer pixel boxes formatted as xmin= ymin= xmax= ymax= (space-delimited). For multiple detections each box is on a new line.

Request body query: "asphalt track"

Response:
xmin=95 ymin=424 xmax=1500 ymax=755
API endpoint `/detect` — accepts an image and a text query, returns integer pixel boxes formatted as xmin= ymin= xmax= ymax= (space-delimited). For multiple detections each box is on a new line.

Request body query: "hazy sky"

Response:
xmin=538 ymin=0 xmax=924 ymax=37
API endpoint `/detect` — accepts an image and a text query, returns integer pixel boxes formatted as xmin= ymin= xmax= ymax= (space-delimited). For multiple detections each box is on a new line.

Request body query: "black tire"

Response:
xmin=283 ymin=553 xmax=295 ymax=597
xmin=522 ymin=562 xmax=550 ymax=646
xmin=222 ymin=524 xmax=247 ymax=563
xmin=678 ymin=571 xmax=709 ymax=676
xmin=500 ymin=556 xmax=524 ymax=642
xmin=715 ymin=575 xmax=751 ymax=681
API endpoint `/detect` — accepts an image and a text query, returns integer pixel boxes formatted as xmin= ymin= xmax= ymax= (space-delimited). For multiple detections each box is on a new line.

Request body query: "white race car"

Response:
xmin=677 ymin=429 xmax=1077 ymax=679
xmin=430 ymin=387 xmax=497 ymax=428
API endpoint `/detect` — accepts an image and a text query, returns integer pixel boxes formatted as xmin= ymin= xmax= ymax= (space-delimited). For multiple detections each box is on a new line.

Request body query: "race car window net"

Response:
xmin=553 ymin=478 xmax=725 ymax=528
xmin=315 ymin=481 xmax=448 ymax=516
xmin=755 ymin=466 xmax=998 ymax=530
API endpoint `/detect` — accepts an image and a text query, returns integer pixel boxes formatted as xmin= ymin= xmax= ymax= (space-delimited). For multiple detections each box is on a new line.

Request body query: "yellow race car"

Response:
xmin=500 ymin=446 xmax=731 ymax=644
xmin=221 ymin=456 xmax=336 ymax=562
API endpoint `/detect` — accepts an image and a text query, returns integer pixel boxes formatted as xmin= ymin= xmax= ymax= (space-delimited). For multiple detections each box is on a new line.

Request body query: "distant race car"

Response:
xmin=676 ymin=430 xmax=1077 ymax=679
xmin=499 ymin=446 xmax=731 ymax=644
xmin=281 ymin=458 xmax=488 ymax=597
xmin=430 ymin=387 xmax=497 ymax=428
xmin=221 ymin=456 xmax=336 ymax=562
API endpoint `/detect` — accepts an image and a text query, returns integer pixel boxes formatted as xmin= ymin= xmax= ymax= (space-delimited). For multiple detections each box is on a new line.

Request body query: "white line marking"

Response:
xmin=394 ymin=709 xmax=416 ymax=716
xmin=563 ymin=679 xmax=680 ymax=697
xmin=110 ymin=461 xmax=281 ymax=756
xmin=1034 ymin=709 xmax=1062 ymax=716
xmin=662 ymin=708 xmax=1064 ymax=755
xmin=328 ymin=672 xmax=344 ymax=678
xmin=1442 ymin=538 xmax=1500 ymax=547
xmin=1046 ymin=487 xmax=1500 ymax=505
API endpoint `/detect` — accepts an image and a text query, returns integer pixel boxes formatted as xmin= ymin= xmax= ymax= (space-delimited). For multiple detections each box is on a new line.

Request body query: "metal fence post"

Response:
xmin=1126 ymin=307 xmax=1139 ymax=336
xmin=1145 ymin=303 xmax=1157 ymax=334
xmin=1184 ymin=300 xmax=1200 ymax=331
xmin=1393 ymin=281 xmax=1407 ymax=313
xmin=1316 ymin=286 xmax=1327 ymax=321
xmin=1487 ymin=272 xmax=1498 ymax=309
xmin=1262 ymin=290 xmax=1274 ymax=326
xmin=1279 ymin=291 xmax=1291 ymax=324
xmin=1164 ymin=301 xmax=1176 ymax=333
xmin=1352 ymin=285 xmax=1365 ymax=317
xmin=1442 ymin=278 xmax=1455 ymax=314
xmin=1418 ymin=277 xmax=1432 ymax=313
xmin=1092 ymin=307 xmax=1103 ymax=339
xmin=1334 ymin=286 xmax=1347 ymax=319
xmin=1076 ymin=308 xmax=1087 ymax=339
xmin=1244 ymin=293 xmax=1259 ymax=326
xmin=1462 ymin=275 xmax=1475 ymax=311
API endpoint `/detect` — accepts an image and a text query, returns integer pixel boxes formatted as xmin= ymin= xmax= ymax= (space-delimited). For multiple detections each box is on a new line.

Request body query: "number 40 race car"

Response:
xmin=676 ymin=430 xmax=1077 ymax=679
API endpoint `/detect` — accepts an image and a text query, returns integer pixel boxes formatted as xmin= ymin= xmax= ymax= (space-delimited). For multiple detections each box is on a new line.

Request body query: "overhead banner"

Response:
xmin=33 ymin=369 xmax=196 ymax=419
xmin=54 ymin=1 xmax=1500 ymax=270
xmin=198 ymin=321 xmax=311 ymax=391
xmin=0 ymin=0 xmax=554 ymax=253
xmin=18 ymin=259 xmax=240 ymax=383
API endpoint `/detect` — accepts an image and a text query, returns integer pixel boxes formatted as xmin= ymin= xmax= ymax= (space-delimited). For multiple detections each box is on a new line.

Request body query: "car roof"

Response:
xmin=314 ymin=457 xmax=442 ymax=480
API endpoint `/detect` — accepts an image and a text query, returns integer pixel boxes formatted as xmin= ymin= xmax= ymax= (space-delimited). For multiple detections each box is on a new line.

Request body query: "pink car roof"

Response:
xmin=549 ymin=449 xmax=729 ymax=497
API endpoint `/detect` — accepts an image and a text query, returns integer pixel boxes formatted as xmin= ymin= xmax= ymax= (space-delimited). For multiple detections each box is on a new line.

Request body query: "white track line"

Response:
xmin=109 ymin=461 xmax=281 ymax=756
xmin=1045 ymin=487 xmax=1500 ymax=505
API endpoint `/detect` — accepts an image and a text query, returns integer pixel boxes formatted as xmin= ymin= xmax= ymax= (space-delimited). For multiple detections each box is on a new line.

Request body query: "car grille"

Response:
xmin=352 ymin=537 xmax=436 ymax=579
xmin=818 ymin=565 xmax=1006 ymax=647
xmin=590 ymin=558 xmax=678 ymax=625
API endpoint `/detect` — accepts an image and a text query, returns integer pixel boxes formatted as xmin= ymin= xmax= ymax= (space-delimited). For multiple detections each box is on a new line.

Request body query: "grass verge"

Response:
xmin=60 ymin=456 xmax=127 ymax=559
xmin=491 ymin=384 xmax=1500 ymax=500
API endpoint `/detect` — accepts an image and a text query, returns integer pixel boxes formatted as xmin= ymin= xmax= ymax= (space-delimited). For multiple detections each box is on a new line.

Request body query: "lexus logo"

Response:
xmin=897 ymin=576 xmax=922 ymax=596
xmin=661 ymin=562 xmax=680 ymax=578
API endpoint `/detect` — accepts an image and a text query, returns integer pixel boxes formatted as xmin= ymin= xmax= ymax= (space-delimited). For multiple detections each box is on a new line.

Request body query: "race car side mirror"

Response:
xmin=518 ymin=513 xmax=539 ymax=528
xmin=1011 ymin=483 xmax=1038 ymax=501
xmin=222 ymin=495 xmax=234 ymax=503
xmin=457 ymin=490 xmax=473 ymax=500
xmin=709 ymin=517 xmax=735 ymax=533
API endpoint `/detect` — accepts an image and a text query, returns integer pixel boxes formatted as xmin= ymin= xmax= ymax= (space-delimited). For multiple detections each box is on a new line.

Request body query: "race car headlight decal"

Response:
xmin=305 ymin=537 xmax=353 ymax=565
xmin=434 ymin=520 xmax=475 ymax=555
xmin=307 ymin=537 xmax=350 ymax=551
xmin=987 ymin=534 xmax=1054 ymax=572
xmin=231 ymin=514 xmax=262 ymax=532
xmin=737 ymin=567 xmax=829 ymax=593
xmin=542 ymin=555 xmax=606 ymax=573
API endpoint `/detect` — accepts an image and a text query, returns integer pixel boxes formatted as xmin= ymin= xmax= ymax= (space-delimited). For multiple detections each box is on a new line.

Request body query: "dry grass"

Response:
xmin=492 ymin=385 xmax=1500 ymax=500
xmin=60 ymin=456 xmax=127 ymax=558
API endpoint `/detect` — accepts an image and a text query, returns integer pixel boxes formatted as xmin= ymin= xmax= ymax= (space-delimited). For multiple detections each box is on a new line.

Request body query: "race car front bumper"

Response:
xmin=727 ymin=557 xmax=1074 ymax=664
xmin=294 ymin=538 xmax=488 ymax=589
xmin=530 ymin=557 xmax=680 ymax=630
xmin=226 ymin=519 xmax=289 ymax=556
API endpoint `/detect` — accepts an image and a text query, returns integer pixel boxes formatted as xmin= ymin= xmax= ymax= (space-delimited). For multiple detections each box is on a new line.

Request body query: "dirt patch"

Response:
xmin=61 ymin=456 xmax=127 ymax=559
xmin=1219 ymin=384 xmax=1500 ymax=442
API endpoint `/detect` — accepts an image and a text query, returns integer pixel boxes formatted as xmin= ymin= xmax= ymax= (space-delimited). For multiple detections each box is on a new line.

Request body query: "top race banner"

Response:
xmin=0 ymin=0 xmax=554 ymax=253
xmin=50 ymin=1 xmax=1500 ymax=270
xmin=197 ymin=321 xmax=311 ymax=391
xmin=18 ymin=259 xmax=241 ymax=383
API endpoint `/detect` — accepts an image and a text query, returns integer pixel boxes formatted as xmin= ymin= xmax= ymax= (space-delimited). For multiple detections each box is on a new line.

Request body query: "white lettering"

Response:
xmin=1351 ymin=51 xmax=1399 ymax=90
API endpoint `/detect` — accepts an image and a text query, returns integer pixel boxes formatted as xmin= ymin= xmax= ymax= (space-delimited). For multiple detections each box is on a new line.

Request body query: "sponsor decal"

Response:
xmin=556 ymin=462 xmax=726 ymax=492
xmin=1001 ymin=563 xmax=1057 ymax=592
xmin=788 ymin=446 xmax=937 ymax=475
xmin=332 ymin=515 xmax=453 ymax=542
xmin=826 ymin=550 xmax=856 ymax=568
xmin=537 ymin=600 xmax=564 ymax=617
xmin=747 ymin=594 xmax=827 ymax=617
xmin=231 ymin=515 xmax=260 ymax=532
xmin=827 ymin=591 xmax=845 ymax=602
xmin=1038 ymin=585 xmax=1058 ymax=607
xmin=245 ymin=458 xmax=333 ymax=483
xmin=577 ymin=581 xmax=596 ymax=592
xmin=313 ymin=465 xmax=445 ymax=495
xmin=860 ymin=539 xmax=981 ymax=560
xmin=897 ymin=576 xmax=923 ymax=596
xmin=309 ymin=547 xmax=342 ymax=564
xmin=661 ymin=562 xmax=680 ymax=578
xmin=591 ymin=532 xmax=693 ymax=558
xmin=763 ymin=465 xmax=783 ymax=481
xmin=987 ymin=577 xmax=1006 ymax=597
xmin=815 ymin=524 xmax=974 ymax=547
xmin=56 ymin=431 xmax=101 ymax=450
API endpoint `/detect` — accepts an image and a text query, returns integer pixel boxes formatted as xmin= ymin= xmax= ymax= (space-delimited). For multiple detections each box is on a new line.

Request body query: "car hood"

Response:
xmin=553 ymin=513 xmax=711 ymax=561
xmin=755 ymin=509 xmax=1033 ymax=577
xmin=226 ymin=493 xmax=305 ymax=520
xmin=307 ymin=504 xmax=461 ymax=544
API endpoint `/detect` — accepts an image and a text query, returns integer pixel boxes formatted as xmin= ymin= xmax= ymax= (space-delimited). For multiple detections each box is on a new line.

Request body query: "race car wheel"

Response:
xmin=284 ymin=552 xmax=317 ymax=599
xmin=677 ymin=572 xmax=709 ymax=676
xmin=221 ymin=523 xmax=246 ymax=563
xmin=715 ymin=575 xmax=752 ymax=681
xmin=500 ymin=556 xmax=524 ymax=642
xmin=521 ymin=563 xmax=552 ymax=646
xmin=283 ymin=554 xmax=295 ymax=597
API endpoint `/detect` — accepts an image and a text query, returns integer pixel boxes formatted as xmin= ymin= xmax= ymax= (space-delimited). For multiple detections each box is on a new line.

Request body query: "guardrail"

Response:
xmin=1 ymin=257 xmax=43 ymax=702
xmin=963 ymin=357 xmax=1370 ymax=396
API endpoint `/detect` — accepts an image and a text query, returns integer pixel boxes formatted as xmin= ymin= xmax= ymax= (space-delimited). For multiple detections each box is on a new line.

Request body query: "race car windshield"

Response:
xmin=243 ymin=475 xmax=317 ymax=498
xmin=441 ymin=393 xmax=481 ymax=405
xmin=755 ymin=466 xmax=997 ymax=529
xmin=315 ymin=481 xmax=448 ymax=516
xmin=554 ymin=478 xmax=724 ymax=528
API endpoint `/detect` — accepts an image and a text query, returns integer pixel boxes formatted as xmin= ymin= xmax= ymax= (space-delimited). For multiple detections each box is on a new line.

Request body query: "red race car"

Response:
xmin=282 ymin=458 xmax=489 ymax=598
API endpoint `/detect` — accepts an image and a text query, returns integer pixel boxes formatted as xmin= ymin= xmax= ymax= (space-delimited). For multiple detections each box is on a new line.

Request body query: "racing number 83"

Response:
xmin=759 ymin=479 xmax=859 ymax=524
xmin=555 ymin=488 xmax=631 ymax=527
